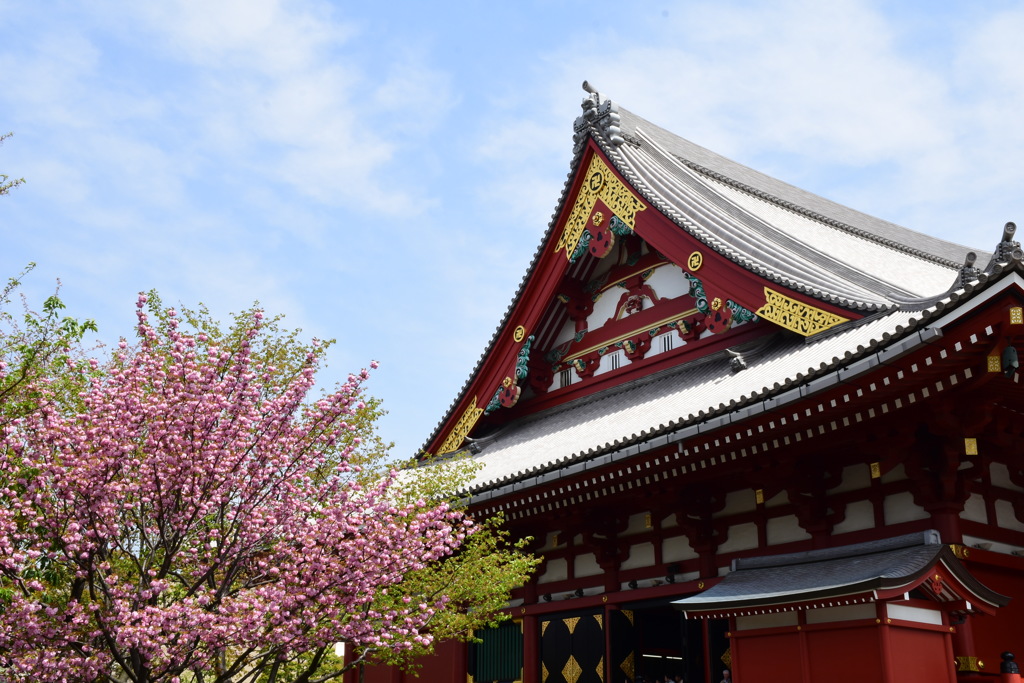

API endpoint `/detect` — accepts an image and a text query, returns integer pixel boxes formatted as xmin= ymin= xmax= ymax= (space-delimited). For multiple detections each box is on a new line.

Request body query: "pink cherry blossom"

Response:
xmin=0 ymin=295 xmax=472 ymax=683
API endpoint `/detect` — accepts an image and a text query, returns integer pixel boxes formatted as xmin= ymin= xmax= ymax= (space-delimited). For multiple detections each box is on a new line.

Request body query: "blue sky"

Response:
xmin=2 ymin=0 xmax=1023 ymax=457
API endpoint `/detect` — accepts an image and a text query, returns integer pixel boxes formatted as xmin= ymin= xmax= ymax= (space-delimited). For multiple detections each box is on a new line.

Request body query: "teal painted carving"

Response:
xmin=569 ymin=230 xmax=592 ymax=264
xmin=546 ymin=342 xmax=570 ymax=364
xmin=485 ymin=335 xmax=536 ymax=415
xmin=484 ymin=387 xmax=503 ymax=415
xmin=514 ymin=335 xmax=535 ymax=382
xmin=683 ymin=273 xmax=710 ymax=314
xmin=573 ymin=329 xmax=587 ymax=343
xmin=609 ymin=216 xmax=632 ymax=236
xmin=727 ymin=300 xmax=759 ymax=324
xmin=585 ymin=272 xmax=609 ymax=293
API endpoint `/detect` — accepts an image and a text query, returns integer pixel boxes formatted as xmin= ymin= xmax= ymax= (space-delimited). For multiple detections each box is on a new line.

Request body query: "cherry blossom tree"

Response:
xmin=0 ymin=294 xmax=475 ymax=683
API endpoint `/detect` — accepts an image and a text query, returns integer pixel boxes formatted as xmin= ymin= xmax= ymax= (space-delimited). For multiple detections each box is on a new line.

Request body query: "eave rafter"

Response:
xmin=471 ymin=287 xmax=1024 ymax=522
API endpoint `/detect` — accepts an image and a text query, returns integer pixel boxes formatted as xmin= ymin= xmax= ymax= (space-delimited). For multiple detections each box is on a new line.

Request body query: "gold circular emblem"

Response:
xmin=711 ymin=297 xmax=723 ymax=311
xmin=520 ymin=607 xmax=526 ymax=615
xmin=602 ymin=595 xmax=608 ymax=603
xmin=592 ymin=211 xmax=605 ymax=227
xmin=588 ymin=171 xmax=604 ymax=192
xmin=687 ymin=251 xmax=703 ymax=271
xmin=698 ymin=581 xmax=705 ymax=590
xmin=513 ymin=325 xmax=526 ymax=342
xmin=502 ymin=376 xmax=513 ymax=388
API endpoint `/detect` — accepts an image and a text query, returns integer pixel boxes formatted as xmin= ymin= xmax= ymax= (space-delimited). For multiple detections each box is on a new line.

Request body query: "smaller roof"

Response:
xmin=674 ymin=530 xmax=1009 ymax=618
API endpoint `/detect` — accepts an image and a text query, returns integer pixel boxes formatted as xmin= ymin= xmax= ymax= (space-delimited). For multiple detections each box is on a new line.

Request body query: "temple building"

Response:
xmin=362 ymin=84 xmax=1024 ymax=683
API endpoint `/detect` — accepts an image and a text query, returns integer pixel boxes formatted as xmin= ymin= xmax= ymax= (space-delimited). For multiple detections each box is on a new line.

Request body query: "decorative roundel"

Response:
xmin=502 ymin=375 xmax=514 ymax=388
xmin=513 ymin=325 xmax=526 ymax=343
xmin=687 ymin=251 xmax=704 ymax=271
xmin=711 ymin=297 xmax=723 ymax=311
xmin=591 ymin=211 xmax=605 ymax=227
xmin=706 ymin=303 xmax=734 ymax=334
xmin=589 ymin=227 xmax=615 ymax=258
xmin=588 ymin=170 xmax=604 ymax=192
xmin=499 ymin=383 xmax=521 ymax=408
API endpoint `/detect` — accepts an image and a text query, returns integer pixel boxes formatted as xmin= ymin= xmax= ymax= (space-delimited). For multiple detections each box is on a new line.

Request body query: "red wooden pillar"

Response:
xmin=523 ymin=614 xmax=539 ymax=683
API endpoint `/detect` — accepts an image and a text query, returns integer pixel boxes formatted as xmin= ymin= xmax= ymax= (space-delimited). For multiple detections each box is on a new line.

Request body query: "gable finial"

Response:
xmin=987 ymin=221 xmax=1023 ymax=272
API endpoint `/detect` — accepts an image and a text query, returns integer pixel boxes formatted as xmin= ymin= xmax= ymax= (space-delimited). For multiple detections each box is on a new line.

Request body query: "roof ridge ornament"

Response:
xmin=985 ymin=221 xmax=1022 ymax=272
xmin=573 ymin=80 xmax=624 ymax=152
xmin=958 ymin=252 xmax=981 ymax=288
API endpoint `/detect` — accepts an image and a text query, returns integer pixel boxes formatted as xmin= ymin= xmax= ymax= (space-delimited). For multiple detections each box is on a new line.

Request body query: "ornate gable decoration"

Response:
xmin=755 ymin=287 xmax=850 ymax=337
xmin=437 ymin=397 xmax=484 ymax=455
xmin=555 ymin=155 xmax=647 ymax=261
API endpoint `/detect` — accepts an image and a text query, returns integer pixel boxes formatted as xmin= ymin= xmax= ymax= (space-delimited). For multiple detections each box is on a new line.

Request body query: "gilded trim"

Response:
xmin=955 ymin=656 xmax=984 ymax=672
xmin=563 ymin=655 xmax=583 ymax=683
xmin=437 ymin=397 xmax=484 ymax=454
xmin=561 ymin=309 xmax=699 ymax=362
xmin=564 ymin=616 xmax=581 ymax=634
xmin=556 ymin=155 xmax=646 ymax=260
xmin=755 ymin=287 xmax=850 ymax=336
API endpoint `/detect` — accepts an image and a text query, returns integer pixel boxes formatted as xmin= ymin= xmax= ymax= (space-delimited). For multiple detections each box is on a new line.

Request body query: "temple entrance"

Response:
xmin=624 ymin=604 xmax=729 ymax=683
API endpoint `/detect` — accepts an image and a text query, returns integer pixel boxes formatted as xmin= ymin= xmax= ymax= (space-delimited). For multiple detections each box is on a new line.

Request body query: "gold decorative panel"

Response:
xmin=563 ymin=655 xmax=583 ymax=683
xmin=965 ymin=438 xmax=978 ymax=456
xmin=542 ymin=662 xmax=549 ymax=682
xmin=988 ymin=355 xmax=1001 ymax=372
xmin=437 ymin=398 xmax=484 ymax=455
xmin=1011 ymin=307 xmax=1023 ymax=324
xmin=564 ymin=616 xmax=581 ymax=634
xmin=870 ymin=462 xmax=881 ymax=479
xmin=541 ymin=620 xmax=550 ymax=636
xmin=754 ymin=489 xmax=764 ymax=504
xmin=556 ymin=155 xmax=647 ymax=260
xmin=620 ymin=652 xmax=635 ymax=681
xmin=594 ymin=614 xmax=603 ymax=628
xmin=622 ymin=609 xmax=634 ymax=625
xmin=596 ymin=657 xmax=604 ymax=682
xmin=755 ymin=287 xmax=850 ymax=336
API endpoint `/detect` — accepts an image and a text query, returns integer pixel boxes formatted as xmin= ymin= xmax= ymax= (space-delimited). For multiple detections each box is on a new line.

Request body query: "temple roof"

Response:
xmin=422 ymin=85 xmax=1013 ymax=477
xmin=596 ymin=104 xmax=978 ymax=309
xmin=673 ymin=530 xmax=1009 ymax=617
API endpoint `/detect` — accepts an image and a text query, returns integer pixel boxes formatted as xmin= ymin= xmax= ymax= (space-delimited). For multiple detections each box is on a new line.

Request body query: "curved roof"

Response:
xmin=420 ymin=88 xmax=991 ymax=459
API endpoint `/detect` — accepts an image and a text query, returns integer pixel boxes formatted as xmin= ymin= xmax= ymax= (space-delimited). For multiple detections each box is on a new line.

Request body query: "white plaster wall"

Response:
xmin=552 ymin=317 xmax=577 ymax=348
xmin=884 ymin=492 xmax=929 ymax=524
xmin=716 ymin=489 xmax=757 ymax=518
xmin=832 ymin=500 xmax=874 ymax=535
xmin=662 ymin=535 xmax=698 ymax=563
xmin=624 ymin=512 xmax=649 ymax=536
xmin=764 ymin=490 xmax=788 ymax=510
xmin=537 ymin=558 xmax=568 ymax=584
xmin=887 ymin=604 xmax=943 ymax=625
xmin=961 ymin=493 xmax=988 ymax=524
xmin=805 ymin=604 xmax=875 ymax=624
xmin=620 ymin=541 xmax=656 ymax=570
xmin=767 ymin=514 xmax=811 ymax=545
xmin=589 ymin=287 xmax=620 ymax=328
xmin=717 ymin=522 xmax=759 ymax=554
xmin=996 ymin=500 xmax=1024 ymax=532
xmin=830 ymin=464 xmax=871 ymax=494
xmin=990 ymin=462 xmax=1024 ymax=492
xmin=736 ymin=612 xmax=798 ymax=630
xmin=881 ymin=463 xmax=909 ymax=484
xmin=574 ymin=553 xmax=603 ymax=578
xmin=643 ymin=263 xmax=690 ymax=299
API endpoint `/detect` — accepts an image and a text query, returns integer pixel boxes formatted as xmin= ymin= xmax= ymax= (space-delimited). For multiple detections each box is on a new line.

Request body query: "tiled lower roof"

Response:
xmin=465 ymin=309 xmax=917 ymax=492
xmin=673 ymin=531 xmax=1009 ymax=616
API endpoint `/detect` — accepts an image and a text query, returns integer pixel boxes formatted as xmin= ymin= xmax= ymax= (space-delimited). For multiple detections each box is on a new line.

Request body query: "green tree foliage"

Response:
xmin=0 ymin=264 xmax=98 ymax=425
xmin=141 ymin=294 xmax=539 ymax=678
xmin=0 ymin=133 xmax=25 ymax=197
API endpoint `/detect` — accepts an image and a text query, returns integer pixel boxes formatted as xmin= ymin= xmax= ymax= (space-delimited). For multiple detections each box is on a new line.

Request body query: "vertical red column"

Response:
xmin=523 ymin=614 xmax=539 ymax=683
